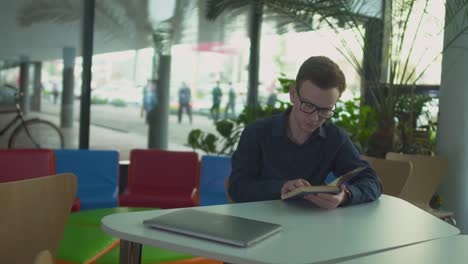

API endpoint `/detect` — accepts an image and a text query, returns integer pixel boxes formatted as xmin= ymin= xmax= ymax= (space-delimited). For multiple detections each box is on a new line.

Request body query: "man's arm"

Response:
xmin=229 ymin=124 xmax=287 ymax=202
xmin=332 ymin=134 xmax=382 ymax=205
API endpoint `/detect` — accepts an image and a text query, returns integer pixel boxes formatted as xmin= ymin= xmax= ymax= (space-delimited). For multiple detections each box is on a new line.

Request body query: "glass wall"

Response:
xmin=0 ymin=0 xmax=82 ymax=149
xmin=1 ymin=0 xmax=446 ymax=157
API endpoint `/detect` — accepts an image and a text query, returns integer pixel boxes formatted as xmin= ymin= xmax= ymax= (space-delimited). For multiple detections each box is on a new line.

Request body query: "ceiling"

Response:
xmin=0 ymin=0 xmax=175 ymax=63
xmin=0 ymin=0 xmax=381 ymax=65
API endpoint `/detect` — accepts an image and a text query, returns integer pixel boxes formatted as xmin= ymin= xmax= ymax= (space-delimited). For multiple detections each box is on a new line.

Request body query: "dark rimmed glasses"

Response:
xmin=297 ymin=92 xmax=335 ymax=119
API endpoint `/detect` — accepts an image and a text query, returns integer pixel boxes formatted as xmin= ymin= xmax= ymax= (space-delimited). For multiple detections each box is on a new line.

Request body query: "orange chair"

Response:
xmin=119 ymin=149 xmax=200 ymax=209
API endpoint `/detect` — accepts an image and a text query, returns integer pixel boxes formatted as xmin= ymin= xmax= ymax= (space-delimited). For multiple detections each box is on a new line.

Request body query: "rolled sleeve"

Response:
xmin=332 ymin=134 xmax=382 ymax=205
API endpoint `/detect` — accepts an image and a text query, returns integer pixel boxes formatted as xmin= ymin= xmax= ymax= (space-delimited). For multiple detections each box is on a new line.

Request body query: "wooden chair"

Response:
xmin=0 ymin=173 xmax=77 ymax=264
xmin=386 ymin=152 xmax=455 ymax=224
xmin=34 ymin=250 xmax=53 ymax=264
xmin=361 ymin=155 xmax=412 ymax=197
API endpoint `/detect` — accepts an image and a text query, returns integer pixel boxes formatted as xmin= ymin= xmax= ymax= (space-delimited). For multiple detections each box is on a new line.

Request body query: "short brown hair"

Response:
xmin=295 ymin=56 xmax=346 ymax=94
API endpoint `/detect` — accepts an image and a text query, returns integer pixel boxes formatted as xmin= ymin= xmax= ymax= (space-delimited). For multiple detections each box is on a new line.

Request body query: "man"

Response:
xmin=266 ymin=91 xmax=277 ymax=107
xmin=224 ymin=82 xmax=236 ymax=119
xmin=52 ymin=83 xmax=59 ymax=105
xmin=210 ymin=81 xmax=223 ymax=122
xmin=229 ymin=56 xmax=381 ymax=208
xmin=178 ymin=82 xmax=192 ymax=124
xmin=141 ymin=79 xmax=157 ymax=124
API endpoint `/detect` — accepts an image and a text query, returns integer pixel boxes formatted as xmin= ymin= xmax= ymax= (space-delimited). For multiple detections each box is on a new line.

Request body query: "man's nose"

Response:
xmin=309 ymin=110 xmax=319 ymax=122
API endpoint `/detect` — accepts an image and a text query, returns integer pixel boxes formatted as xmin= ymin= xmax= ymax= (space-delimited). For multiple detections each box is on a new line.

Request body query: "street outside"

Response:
xmin=20 ymin=97 xmax=221 ymax=160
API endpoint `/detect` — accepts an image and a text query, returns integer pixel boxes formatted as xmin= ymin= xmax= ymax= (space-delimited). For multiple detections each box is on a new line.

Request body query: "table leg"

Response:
xmin=119 ymin=239 xmax=142 ymax=264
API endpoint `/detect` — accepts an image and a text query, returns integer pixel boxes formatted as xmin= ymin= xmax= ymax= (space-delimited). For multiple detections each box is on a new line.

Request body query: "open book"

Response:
xmin=280 ymin=166 xmax=367 ymax=200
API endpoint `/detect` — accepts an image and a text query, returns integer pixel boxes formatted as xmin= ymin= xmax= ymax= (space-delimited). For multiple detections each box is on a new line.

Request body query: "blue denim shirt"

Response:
xmin=229 ymin=109 xmax=382 ymax=205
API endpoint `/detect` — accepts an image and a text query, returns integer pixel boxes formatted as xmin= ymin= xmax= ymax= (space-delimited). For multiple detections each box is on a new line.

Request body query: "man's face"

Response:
xmin=289 ymin=80 xmax=340 ymax=134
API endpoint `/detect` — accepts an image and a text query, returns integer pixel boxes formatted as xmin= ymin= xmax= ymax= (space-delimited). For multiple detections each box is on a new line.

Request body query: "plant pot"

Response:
xmin=367 ymin=121 xmax=396 ymax=158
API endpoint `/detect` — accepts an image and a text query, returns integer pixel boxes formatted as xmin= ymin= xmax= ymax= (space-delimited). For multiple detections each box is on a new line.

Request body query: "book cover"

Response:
xmin=280 ymin=166 xmax=367 ymax=200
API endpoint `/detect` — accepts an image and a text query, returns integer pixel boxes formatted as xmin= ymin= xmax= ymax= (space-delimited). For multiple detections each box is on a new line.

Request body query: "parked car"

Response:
xmin=92 ymin=86 xmax=142 ymax=107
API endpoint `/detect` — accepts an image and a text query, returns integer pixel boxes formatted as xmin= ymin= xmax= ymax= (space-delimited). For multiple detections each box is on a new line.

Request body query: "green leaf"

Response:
xmin=216 ymin=120 xmax=235 ymax=138
xmin=187 ymin=129 xmax=203 ymax=149
xmin=203 ymin=133 xmax=218 ymax=153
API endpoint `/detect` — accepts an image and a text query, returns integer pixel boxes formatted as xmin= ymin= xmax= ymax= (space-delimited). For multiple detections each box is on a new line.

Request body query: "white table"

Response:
xmin=340 ymin=235 xmax=468 ymax=264
xmin=101 ymin=195 xmax=459 ymax=264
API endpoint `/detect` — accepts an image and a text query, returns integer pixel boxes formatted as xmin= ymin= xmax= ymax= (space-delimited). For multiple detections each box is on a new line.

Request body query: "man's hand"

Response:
xmin=281 ymin=179 xmax=311 ymax=195
xmin=303 ymin=190 xmax=348 ymax=209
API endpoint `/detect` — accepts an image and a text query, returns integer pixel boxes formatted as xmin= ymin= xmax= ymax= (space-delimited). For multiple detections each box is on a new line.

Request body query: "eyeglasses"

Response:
xmin=296 ymin=91 xmax=335 ymax=119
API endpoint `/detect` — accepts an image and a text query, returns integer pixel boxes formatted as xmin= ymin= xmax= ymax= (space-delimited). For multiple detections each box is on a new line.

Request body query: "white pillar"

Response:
xmin=436 ymin=0 xmax=468 ymax=233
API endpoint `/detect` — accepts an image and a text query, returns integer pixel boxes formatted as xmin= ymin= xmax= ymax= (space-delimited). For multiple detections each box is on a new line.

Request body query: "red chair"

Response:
xmin=0 ymin=149 xmax=55 ymax=183
xmin=119 ymin=149 xmax=200 ymax=209
xmin=0 ymin=149 xmax=80 ymax=211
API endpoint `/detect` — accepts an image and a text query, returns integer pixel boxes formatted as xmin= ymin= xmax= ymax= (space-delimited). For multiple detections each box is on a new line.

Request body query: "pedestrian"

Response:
xmin=141 ymin=79 xmax=157 ymax=124
xmin=178 ymin=82 xmax=192 ymax=124
xmin=266 ymin=92 xmax=277 ymax=107
xmin=224 ymin=82 xmax=236 ymax=119
xmin=210 ymin=81 xmax=223 ymax=122
xmin=52 ymin=83 xmax=59 ymax=105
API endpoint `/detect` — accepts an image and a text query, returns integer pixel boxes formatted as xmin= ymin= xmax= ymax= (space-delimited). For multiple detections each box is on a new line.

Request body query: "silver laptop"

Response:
xmin=143 ymin=209 xmax=282 ymax=247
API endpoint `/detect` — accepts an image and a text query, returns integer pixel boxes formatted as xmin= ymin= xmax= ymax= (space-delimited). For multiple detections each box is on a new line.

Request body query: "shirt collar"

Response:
xmin=272 ymin=107 xmax=327 ymax=139
xmin=318 ymin=123 xmax=327 ymax=139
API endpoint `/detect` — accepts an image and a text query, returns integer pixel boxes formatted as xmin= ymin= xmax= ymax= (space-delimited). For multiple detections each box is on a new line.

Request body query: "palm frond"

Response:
xmin=389 ymin=0 xmax=416 ymax=85
xmin=444 ymin=0 xmax=468 ymax=27
xmin=98 ymin=0 xmax=159 ymax=45
xmin=116 ymin=0 xmax=155 ymax=35
xmin=17 ymin=0 xmax=80 ymax=26
xmin=205 ymin=0 xmax=254 ymax=21
xmin=266 ymin=0 xmax=366 ymax=71
xmin=172 ymin=0 xmax=198 ymax=42
xmin=398 ymin=0 xmax=429 ymax=84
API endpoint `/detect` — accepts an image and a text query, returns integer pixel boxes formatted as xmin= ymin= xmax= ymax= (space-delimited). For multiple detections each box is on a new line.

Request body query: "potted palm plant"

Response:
xmin=204 ymin=0 xmax=468 ymax=157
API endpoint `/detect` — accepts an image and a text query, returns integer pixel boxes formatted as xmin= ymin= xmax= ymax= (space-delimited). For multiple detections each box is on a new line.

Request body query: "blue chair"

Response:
xmin=199 ymin=155 xmax=231 ymax=206
xmin=55 ymin=150 xmax=119 ymax=210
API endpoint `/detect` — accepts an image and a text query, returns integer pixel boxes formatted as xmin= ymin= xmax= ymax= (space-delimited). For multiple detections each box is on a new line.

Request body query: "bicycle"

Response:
xmin=0 ymin=84 xmax=64 ymax=149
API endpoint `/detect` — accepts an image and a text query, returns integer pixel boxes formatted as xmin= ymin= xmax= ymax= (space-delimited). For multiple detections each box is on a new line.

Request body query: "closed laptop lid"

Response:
xmin=143 ymin=209 xmax=282 ymax=247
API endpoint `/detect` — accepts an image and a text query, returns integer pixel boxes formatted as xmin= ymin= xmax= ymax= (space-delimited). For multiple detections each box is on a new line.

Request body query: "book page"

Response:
xmin=281 ymin=166 xmax=367 ymax=200
xmin=281 ymin=185 xmax=341 ymax=200
xmin=327 ymin=166 xmax=367 ymax=187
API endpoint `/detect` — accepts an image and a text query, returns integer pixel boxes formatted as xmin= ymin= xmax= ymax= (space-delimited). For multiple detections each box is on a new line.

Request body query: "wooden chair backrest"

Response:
xmin=362 ymin=155 xmax=412 ymax=197
xmin=0 ymin=173 xmax=77 ymax=263
xmin=386 ymin=152 xmax=448 ymax=206
xmin=34 ymin=250 xmax=53 ymax=264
